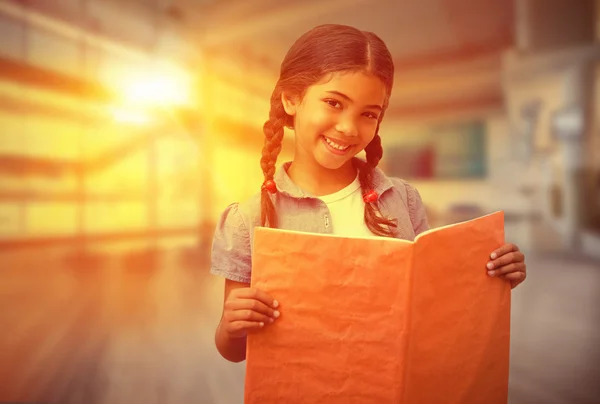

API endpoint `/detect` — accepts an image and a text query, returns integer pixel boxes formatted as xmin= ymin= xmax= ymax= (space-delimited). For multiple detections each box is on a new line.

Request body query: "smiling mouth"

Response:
xmin=322 ymin=135 xmax=352 ymax=152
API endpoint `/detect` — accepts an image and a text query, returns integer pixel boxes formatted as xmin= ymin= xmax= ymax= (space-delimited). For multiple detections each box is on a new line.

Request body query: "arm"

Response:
xmin=215 ymin=280 xmax=251 ymax=363
xmin=215 ymin=279 xmax=280 ymax=362
xmin=210 ymin=203 xmax=280 ymax=362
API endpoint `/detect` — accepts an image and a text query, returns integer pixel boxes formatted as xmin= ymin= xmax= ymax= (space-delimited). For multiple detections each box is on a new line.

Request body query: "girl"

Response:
xmin=210 ymin=24 xmax=527 ymax=363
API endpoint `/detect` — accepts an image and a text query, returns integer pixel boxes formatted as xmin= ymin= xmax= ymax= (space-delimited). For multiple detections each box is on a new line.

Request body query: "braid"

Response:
xmin=260 ymin=90 xmax=286 ymax=227
xmin=359 ymin=132 xmax=397 ymax=237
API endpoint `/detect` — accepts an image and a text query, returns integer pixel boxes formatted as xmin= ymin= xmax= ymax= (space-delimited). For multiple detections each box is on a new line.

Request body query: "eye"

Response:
xmin=324 ymin=99 xmax=342 ymax=109
xmin=363 ymin=112 xmax=379 ymax=120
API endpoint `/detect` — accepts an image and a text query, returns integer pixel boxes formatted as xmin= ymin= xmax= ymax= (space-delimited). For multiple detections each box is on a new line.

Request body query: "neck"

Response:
xmin=287 ymin=157 xmax=358 ymax=196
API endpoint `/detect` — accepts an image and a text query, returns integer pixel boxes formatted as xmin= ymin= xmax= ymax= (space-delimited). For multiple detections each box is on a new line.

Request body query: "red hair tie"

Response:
xmin=261 ymin=179 xmax=277 ymax=194
xmin=363 ymin=190 xmax=378 ymax=203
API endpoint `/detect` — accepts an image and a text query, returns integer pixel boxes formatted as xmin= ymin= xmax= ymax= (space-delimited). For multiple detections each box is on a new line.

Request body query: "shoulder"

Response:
xmin=214 ymin=191 xmax=263 ymax=242
xmin=384 ymin=176 xmax=430 ymax=235
xmin=209 ymin=192 xmax=262 ymax=283
xmin=370 ymin=161 xmax=421 ymax=206
xmin=233 ymin=192 xmax=263 ymax=229
xmin=378 ymin=173 xmax=421 ymax=204
xmin=388 ymin=177 xmax=421 ymax=201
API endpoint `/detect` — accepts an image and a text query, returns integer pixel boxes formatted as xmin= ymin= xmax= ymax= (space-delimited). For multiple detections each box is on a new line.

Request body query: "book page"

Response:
xmin=246 ymin=228 xmax=414 ymax=403
xmin=402 ymin=211 xmax=510 ymax=404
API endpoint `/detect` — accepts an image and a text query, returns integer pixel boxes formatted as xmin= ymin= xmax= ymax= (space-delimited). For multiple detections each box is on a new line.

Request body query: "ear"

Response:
xmin=281 ymin=92 xmax=299 ymax=117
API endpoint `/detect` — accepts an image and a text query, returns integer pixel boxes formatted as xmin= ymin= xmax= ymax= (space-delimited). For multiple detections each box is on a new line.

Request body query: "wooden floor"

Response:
xmin=0 ymin=245 xmax=598 ymax=404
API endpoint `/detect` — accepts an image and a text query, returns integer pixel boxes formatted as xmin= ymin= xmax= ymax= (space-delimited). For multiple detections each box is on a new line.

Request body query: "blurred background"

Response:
xmin=0 ymin=0 xmax=598 ymax=403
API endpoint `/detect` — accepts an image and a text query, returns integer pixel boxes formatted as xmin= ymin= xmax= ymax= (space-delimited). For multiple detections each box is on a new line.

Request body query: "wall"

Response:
xmin=380 ymin=113 xmax=533 ymax=248
xmin=502 ymin=43 xmax=600 ymax=254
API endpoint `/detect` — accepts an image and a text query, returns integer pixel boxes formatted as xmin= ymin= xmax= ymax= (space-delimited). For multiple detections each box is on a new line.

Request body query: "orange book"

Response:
xmin=246 ymin=211 xmax=510 ymax=404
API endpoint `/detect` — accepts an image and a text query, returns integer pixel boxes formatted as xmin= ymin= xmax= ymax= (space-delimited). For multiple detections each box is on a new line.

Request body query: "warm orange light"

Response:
xmin=115 ymin=63 xmax=193 ymax=107
xmin=111 ymin=107 xmax=151 ymax=125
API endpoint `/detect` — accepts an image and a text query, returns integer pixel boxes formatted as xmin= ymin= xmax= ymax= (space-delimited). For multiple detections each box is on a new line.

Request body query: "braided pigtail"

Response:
xmin=358 ymin=132 xmax=398 ymax=237
xmin=260 ymin=89 xmax=286 ymax=227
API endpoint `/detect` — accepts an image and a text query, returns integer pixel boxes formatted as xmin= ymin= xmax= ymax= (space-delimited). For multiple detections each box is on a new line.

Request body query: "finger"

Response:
xmin=226 ymin=299 xmax=280 ymax=319
xmin=490 ymin=243 xmax=519 ymax=260
xmin=234 ymin=288 xmax=279 ymax=308
xmin=227 ymin=309 xmax=274 ymax=325
xmin=501 ymin=271 xmax=526 ymax=282
xmin=226 ymin=320 xmax=266 ymax=335
xmin=488 ymin=262 xmax=526 ymax=277
xmin=504 ymin=272 xmax=526 ymax=288
xmin=487 ymin=251 xmax=525 ymax=271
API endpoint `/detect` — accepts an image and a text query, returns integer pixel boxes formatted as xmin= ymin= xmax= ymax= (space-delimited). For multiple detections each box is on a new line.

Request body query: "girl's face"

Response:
xmin=282 ymin=71 xmax=387 ymax=171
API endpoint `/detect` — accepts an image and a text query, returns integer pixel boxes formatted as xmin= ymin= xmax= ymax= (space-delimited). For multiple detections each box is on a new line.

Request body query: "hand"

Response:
xmin=220 ymin=287 xmax=280 ymax=339
xmin=486 ymin=243 xmax=527 ymax=289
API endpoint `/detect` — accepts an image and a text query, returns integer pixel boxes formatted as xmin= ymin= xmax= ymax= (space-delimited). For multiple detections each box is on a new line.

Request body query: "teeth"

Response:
xmin=325 ymin=137 xmax=349 ymax=151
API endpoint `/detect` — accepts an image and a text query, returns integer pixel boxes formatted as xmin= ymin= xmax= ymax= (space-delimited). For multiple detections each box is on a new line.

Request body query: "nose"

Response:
xmin=334 ymin=113 xmax=359 ymax=137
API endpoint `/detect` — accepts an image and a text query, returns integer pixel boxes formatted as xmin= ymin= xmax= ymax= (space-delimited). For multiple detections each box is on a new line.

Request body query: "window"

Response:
xmin=385 ymin=120 xmax=487 ymax=180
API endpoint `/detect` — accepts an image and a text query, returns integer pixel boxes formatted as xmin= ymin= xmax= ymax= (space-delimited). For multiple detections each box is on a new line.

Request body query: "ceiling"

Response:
xmin=0 ymin=0 xmax=515 ymax=185
xmin=179 ymin=0 xmax=512 ymax=63
xmin=0 ymin=0 xmax=515 ymax=121
xmin=0 ymin=0 xmax=516 ymax=144
xmin=168 ymin=0 xmax=514 ymax=118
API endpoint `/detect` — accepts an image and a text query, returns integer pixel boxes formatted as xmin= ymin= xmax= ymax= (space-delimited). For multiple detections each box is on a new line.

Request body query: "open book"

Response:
xmin=245 ymin=211 xmax=510 ymax=404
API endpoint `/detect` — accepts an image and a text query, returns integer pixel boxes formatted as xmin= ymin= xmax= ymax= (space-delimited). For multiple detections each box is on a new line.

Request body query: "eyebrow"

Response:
xmin=326 ymin=91 xmax=383 ymax=111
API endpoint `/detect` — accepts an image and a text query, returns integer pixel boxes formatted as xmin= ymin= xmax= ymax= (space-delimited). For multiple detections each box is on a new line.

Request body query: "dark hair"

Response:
xmin=260 ymin=24 xmax=397 ymax=237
